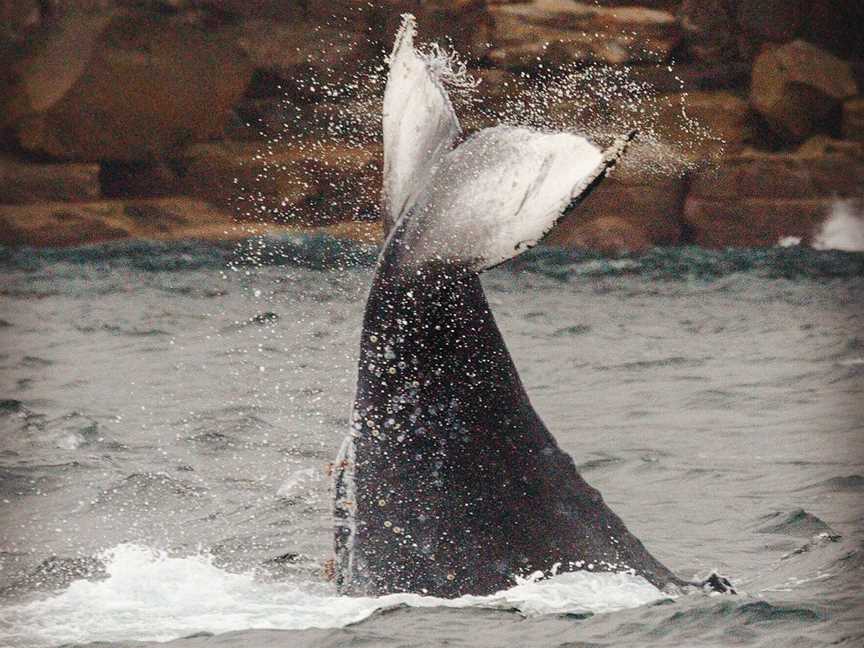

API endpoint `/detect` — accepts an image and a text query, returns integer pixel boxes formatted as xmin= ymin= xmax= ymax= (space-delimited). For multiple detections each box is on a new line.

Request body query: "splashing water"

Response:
xmin=0 ymin=544 xmax=665 ymax=647
xmin=813 ymin=200 xmax=864 ymax=252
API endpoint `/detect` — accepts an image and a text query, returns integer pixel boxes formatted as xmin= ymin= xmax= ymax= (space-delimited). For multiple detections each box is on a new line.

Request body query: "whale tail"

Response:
xmin=381 ymin=14 xmax=636 ymax=270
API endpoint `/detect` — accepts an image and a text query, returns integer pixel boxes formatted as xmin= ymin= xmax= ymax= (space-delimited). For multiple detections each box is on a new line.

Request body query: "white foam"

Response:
xmin=777 ymin=236 xmax=801 ymax=248
xmin=813 ymin=200 xmax=864 ymax=252
xmin=0 ymin=544 xmax=665 ymax=647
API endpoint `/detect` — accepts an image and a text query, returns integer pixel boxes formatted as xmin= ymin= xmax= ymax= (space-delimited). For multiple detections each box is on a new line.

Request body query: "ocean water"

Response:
xmin=0 ymin=237 xmax=862 ymax=648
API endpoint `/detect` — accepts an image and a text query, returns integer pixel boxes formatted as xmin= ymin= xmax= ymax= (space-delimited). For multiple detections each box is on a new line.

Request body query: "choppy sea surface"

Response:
xmin=0 ymin=237 xmax=862 ymax=648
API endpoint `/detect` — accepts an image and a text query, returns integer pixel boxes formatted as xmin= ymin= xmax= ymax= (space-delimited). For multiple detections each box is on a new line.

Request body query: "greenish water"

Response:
xmin=0 ymin=238 xmax=862 ymax=647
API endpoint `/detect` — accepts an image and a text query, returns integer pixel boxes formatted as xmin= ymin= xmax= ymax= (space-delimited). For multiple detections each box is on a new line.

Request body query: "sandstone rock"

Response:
xmin=736 ymin=0 xmax=803 ymax=43
xmin=678 ymin=0 xmax=738 ymax=64
xmin=0 ymin=197 xmax=384 ymax=247
xmin=0 ymin=0 xmax=42 ymax=41
xmin=0 ymin=198 xmax=236 ymax=247
xmin=685 ymin=139 xmax=864 ymax=247
xmin=682 ymin=198 xmax=835 ymax=248
xmin=189 ymin=0 xmax=305 ymax=21
xmin=171 ymin=141 xmax=382 ymax=223
xmin=656 ymin=91 xmax=753 ymax=157
xmin=547 ymin=169 xmax=685 ymax=253
xmin=843 ymin=98 xmax=864 ymax=142
xmin=546 ymin=215 xmax=654 ymax=255
xmin=7 ymin=9 xmax=252 ymax=161
xmin=489 ymin=0 xmax=680 ymax=69
xmin=627 ymin=62 xmax=751 ymax=94
xmin=238 ymin=19 xmax=373 ymax=101
xmin=750 ymin=40 xmax=858 ymax=143
xmin=0 ymin=156 xmax=100 ymax=203
xmin=306 ymin=0 xmax=494 ymax=62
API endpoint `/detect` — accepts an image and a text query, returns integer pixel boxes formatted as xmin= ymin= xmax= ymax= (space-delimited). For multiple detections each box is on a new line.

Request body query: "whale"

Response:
xmin=332 ymin=14 xmax=731 ymax=598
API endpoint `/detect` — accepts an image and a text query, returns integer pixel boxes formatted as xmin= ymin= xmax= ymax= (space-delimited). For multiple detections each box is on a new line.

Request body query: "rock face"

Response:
xmin=238 ymin=19 xmax=373 ymax=101
xmin=1 ymin=1 xmax=863 ymax=251
xmin=167 ymin=141 xmax=382 ymax=223
xmin=489 ymin=0 xmax=680 ymax=69
xmin=7 ymin=10 xmax=252 ymax=161
xmin=547 ymin=169 xmax=685 ymax=254
xmin=0 ymin=156 xmax=100 ymax=204
xmin=684 ymin=139 xmax=864 ymax=247
xmin=750 ymin=40 xmax=858 ymax=143
xmin=844 ymin=98 xmax=864 ymax=142
xmin=0 ymin=198 xmax=383 ymax=247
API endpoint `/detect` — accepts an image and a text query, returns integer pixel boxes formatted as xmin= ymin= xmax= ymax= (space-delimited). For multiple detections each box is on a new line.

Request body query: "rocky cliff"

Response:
xmin=1 ymin=0 xmax=862 ymax=251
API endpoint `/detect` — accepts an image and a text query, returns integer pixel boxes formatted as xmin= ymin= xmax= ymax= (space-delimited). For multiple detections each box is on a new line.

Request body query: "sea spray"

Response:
xmin=0 ymin=543 xmax=664 ymax=647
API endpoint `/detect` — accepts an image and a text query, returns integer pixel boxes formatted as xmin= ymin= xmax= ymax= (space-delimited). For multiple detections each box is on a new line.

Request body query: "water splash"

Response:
xmin=813 ymin=200 xmax=864 ymax=252
xmin=0 ymin=543 xmax=665 ymax=647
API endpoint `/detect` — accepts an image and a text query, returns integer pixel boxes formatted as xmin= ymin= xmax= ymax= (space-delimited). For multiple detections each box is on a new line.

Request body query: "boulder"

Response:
xmin=626 ymin=62 xmax=751 ymax=94
xmin=750 ymin=40 xmax=858 ymax=143
xmin=843 ymin=98 xmax=864 ymax=142
xmin=6 ymin=9 xmax=252 ymax=161
xmin=488 ymin=0 xmax=680 ymax=69
xmin=0 ymin=156 xmax=100 ymax=203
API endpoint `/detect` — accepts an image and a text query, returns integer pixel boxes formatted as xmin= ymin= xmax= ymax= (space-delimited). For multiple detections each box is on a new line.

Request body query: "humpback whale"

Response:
xmin=332 ymin=14 xmax=731 ymax=598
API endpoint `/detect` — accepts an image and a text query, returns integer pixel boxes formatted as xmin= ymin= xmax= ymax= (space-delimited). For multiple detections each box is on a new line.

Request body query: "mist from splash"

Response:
xmin=813 ymin=200 xmax=864 ymax=252
xmin=0 ymin=543 xmax=665 ymax=647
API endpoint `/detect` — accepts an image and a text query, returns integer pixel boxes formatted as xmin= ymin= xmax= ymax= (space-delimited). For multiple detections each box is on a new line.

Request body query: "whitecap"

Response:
xmin=0 ymin=543 xmax=665 ymax=647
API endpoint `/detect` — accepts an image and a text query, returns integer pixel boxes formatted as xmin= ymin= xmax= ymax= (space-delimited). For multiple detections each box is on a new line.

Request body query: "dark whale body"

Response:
xmin=332 ymin=14 xmax=732 ymax=598
xmin=336 ymin=245 xmax=680 ymax=596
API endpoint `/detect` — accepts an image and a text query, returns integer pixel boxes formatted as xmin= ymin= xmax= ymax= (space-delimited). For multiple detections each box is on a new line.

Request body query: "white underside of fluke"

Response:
xmin=380 ymin=13 xmax=632 ymax=272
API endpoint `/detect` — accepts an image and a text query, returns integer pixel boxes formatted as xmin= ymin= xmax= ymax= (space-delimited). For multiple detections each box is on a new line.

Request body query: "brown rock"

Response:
xmin=678 ymin=0 xmax=738 ymax=64
xmin=546 ymin=215 xmax=654 ymax=255
xmin=689 ymin=143 xmax=864 ymax=202
xmin=654 ymin=91 xmax=753 ymax=159
xmin=0 ymin=0 xmax=42 ymax=41
xmin=237 ymin=19 xmax=374 ymax=101
xmin=307 ymin=0 xmax=494 ymax=62
xmin=685 ymin=139 xmax=864 ymax=247
xmin=0 ymin=156 xmax=100 ymax=204
xmin=626 ymin=62 xmax=751 ymax=94
xmin=0 ymin=197 xmax=385 ymax=247
xmin=189 ymin=0 xmax=305 ymax=21
xmin=489 ymin=0 xmax=681 ymax=69
xmin=736 ymin=0 xmax=803 ymax=43
xmin=8 ymin=10 xmax=253 ymax=161
xmin=750 ymin=40 xmax=858 ymax=143
xmin=547 ymin=170 xmax=685 ymax=253
xmin=843 ymin=98 xmax=864 ymax=142
xmin=172 ymin=141 xmax=382 ymax=223
xmin=682 ymin=198 xmax=835 ymax=248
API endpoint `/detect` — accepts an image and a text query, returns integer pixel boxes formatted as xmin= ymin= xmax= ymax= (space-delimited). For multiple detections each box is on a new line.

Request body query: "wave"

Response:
xmin=0 ymin=543 xmax=665 ymax=647
xmin=2 ymin=237 xmax=864 ymax=281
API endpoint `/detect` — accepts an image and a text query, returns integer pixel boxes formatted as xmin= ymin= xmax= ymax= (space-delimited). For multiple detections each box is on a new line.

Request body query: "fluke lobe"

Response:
xmin=332 ymin=14 xmax=730 ymax=598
